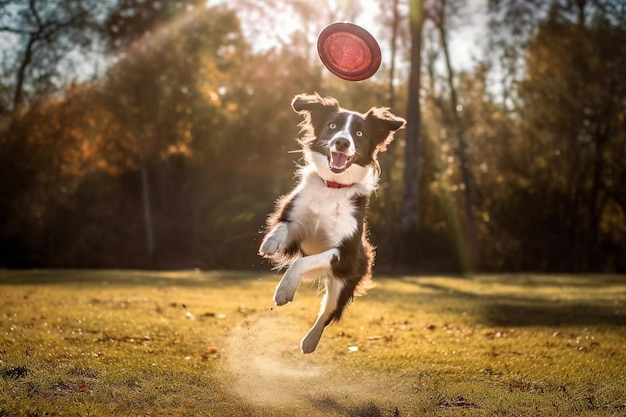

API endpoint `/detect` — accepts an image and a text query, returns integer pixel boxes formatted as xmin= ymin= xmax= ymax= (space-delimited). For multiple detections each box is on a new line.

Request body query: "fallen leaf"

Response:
xmin=79 ymin=381 xmax=92 ymax=393
xmin=438 ymin=396 xmax=478 ymax=409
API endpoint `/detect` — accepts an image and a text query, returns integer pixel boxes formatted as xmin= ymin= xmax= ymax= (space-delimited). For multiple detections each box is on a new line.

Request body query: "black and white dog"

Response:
xmin=258 ymin=93 xmax=406 ymax=353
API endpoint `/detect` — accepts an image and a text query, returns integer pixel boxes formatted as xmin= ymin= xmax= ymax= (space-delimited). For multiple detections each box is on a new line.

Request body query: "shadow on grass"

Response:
xmin=309 ymin=397 xmax=388 ymax=417
xmin=482 ymin=299 xmax=626 ymax=327
xmin=3 ymin=270 xmax=625 ymax=327
xmin=380 ymin=276 xmax=626 ymax=328
xmin=0 ymin=269 xmax=273 ymax=288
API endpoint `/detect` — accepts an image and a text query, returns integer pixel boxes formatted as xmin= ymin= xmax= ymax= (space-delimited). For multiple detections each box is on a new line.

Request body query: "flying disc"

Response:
xmin=317 ymin=22 xmax=382 ymax=81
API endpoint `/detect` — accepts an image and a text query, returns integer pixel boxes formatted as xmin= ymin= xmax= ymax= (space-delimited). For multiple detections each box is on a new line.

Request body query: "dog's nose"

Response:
xmin=332 ymin=138 xmax=350 ymax=153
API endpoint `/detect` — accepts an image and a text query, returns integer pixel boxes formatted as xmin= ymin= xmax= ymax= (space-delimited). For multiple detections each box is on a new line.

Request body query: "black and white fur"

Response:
xmin=258 ymin=93 xmax=406 ymax=353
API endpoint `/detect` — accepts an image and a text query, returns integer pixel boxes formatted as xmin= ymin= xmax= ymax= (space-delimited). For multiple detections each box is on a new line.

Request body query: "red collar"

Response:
xmin=324 ymin=179 xmax=353 ymax=189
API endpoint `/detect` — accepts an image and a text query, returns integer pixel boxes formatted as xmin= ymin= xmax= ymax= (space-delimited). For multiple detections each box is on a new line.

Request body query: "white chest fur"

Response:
xmin=288 ymin=169 xmax=368 ymax=255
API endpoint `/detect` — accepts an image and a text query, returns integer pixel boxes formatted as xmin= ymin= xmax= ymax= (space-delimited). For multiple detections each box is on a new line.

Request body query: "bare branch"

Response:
xmin=28 ymin=0 xmax=43 ymax=29
xmin=0 ymin=26 xmax=32 ymax=34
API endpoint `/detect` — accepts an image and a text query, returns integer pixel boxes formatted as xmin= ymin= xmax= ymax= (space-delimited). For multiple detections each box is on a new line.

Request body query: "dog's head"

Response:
xmin=292 ymin=93 xmax=406 ymax=185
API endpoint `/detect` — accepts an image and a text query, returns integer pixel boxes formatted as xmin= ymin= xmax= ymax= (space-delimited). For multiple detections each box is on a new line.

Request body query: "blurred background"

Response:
xmin=0 ymin=0 xmax=624 ymax=273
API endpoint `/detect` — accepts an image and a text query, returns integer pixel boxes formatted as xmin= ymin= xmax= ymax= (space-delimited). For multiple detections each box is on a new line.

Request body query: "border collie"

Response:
xmin=258 ymin=93 xmax=406 ymax=353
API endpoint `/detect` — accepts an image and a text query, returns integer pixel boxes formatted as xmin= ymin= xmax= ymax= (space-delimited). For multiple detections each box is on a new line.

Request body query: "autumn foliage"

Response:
xmin=0 ymin=0 xmax=624 ymax=272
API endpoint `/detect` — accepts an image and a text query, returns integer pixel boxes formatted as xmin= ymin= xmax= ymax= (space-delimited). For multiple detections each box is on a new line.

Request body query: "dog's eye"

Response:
xmin=356 ymin=131 xmax=363 ymax=137
xmin=329 ymin=123 xmax=337 ymax=129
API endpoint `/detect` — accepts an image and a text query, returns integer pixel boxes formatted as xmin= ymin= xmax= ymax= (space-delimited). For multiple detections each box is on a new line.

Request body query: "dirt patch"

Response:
xmin=223 ymin=308 xmax=408 ymax=415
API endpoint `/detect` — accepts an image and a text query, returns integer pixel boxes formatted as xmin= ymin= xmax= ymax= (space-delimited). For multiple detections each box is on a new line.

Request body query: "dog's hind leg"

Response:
xmin=300 ymin=277 xmax=344 ymax=354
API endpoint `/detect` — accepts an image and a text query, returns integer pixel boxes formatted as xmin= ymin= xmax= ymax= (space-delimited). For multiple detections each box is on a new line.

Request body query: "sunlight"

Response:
xmin=109 ymin=2 xmax=203 ymax=61
xmin=211 ymin=0 xmax=484 ymax=72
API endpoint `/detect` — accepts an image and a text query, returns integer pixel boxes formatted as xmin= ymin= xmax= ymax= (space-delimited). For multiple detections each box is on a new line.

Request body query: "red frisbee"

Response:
xmin=317 ymin=22 xmax=382 ymax=81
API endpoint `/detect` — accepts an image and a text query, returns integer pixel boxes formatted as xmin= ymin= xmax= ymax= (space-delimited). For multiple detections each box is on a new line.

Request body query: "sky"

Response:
xmin=1 ymin=0 xmax=490 ymax=97
xmin=443 ymin=0 xmax=489 ymax=70
xmin=226 ymin=0 xmax=489 ymax=73
xmin=356 ymin=0 xmax=488 ymax=71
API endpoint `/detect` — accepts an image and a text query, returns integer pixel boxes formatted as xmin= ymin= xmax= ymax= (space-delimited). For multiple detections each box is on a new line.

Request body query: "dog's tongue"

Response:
xmin=331 ymin=152 xmax=349 ymax=169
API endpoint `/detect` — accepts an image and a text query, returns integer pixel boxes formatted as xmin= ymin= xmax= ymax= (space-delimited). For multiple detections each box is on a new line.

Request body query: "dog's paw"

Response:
xmin=301 ymin=328 xmax=323 ymax=354
xmin=259 ymin=236 xmax=283 ymax=257
xmin=273 ymin=264 xmax=301 ymax=306
xmin=258 ymin=223 xmax=288 ymax=257
xmin=273 ymin=280 xmax=296 ymax=306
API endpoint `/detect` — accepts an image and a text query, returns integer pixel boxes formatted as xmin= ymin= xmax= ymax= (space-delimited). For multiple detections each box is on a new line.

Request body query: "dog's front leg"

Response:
xmin=274 ymin=248 xmax=340 ymax=306
xmin=258 ymin=222 xmax=289 ymax=257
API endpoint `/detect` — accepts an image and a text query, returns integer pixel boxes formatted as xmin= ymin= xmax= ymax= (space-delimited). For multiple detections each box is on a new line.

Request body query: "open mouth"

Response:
xmin=329 ymin=152 xmax=354 ymax=173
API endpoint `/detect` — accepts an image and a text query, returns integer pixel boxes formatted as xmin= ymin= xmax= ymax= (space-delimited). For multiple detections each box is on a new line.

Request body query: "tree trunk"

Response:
xmin=13 ymin=0 xmax=45 ymax=112
xmin=437 ymin=0 xmax=478 ymax=271
xmin=401 ymin=0 xmax=425 ymax=234
xmin=387 ymin=0 xmax=399 ymax=109
xmin=140 ymin=156 xmax=155 ymax=257
xmin=382 ymin=0 xmax=400 ymax=233
xmin=13 ymin=36 xmax=36 ymax=111
xmin=135 ymin=84 xmax=155 ymax=258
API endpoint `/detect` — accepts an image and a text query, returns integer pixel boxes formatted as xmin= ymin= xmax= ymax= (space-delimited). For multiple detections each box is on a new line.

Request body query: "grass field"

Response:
xmin=1 ymin=270 xmax=625 ymax=416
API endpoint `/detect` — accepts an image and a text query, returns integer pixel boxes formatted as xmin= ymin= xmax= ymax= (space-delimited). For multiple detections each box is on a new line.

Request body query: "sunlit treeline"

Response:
xmin=0 ymin=0 xmax=624 ymax=272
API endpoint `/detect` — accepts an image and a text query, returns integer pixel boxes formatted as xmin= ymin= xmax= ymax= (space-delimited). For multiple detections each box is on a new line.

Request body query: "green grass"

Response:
xmin=1 ymin=270 xmax=625 ymax=416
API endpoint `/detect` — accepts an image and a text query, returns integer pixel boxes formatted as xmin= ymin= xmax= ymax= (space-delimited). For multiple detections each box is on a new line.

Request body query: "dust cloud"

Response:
xmin=223 ymin=308 xmax=405 ymax=415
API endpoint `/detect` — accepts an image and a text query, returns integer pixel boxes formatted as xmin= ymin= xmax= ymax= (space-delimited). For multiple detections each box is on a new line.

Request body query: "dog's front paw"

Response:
xmin=273 ymin=283 xmax=294 ymax=306
xmin=259 ymin=236 xmax=283 ymax=257
xmin=273 ymin=263 xmax=301 ymax=306
xmin=258 ymin=223 xmax=288 ymax=257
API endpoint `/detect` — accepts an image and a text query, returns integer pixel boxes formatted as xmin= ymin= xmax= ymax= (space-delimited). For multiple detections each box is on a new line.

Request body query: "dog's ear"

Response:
xmin=366 ymin=107 xmax=407 ymax=153
xmin=291 ymin=93 xmax=339 ymax=115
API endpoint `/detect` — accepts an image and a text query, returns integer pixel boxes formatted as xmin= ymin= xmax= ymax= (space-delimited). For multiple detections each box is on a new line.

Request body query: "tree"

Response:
xmin=0 ymin=82 xmax=104 ymax=266
xmin=98 ymin=3 xmax=246 ymax=257
xmin=380 ymin=0 xmax=403 ymax=236
xmin=429 ymin=0 xmax=477 ymax=271
xmin=487 ymin=0 xmax=626 ymax=271
xmin=402 ymin=0 xmax=426 ymax=234
xmin=520 ymin=13 xmax=625 ymax=270
xmin=0 ymin=0 xmax=103 ymax=112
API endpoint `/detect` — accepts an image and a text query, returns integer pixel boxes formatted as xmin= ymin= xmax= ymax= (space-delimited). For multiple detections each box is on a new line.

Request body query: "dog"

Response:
xmin=258 ymin=93 xmax=406 ymax=353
